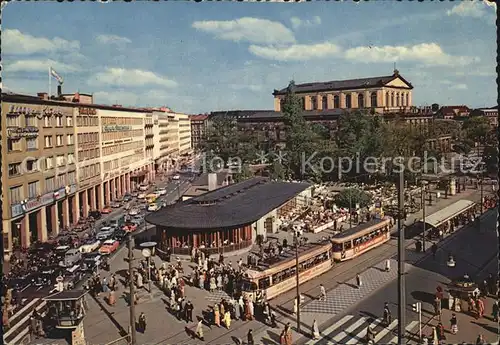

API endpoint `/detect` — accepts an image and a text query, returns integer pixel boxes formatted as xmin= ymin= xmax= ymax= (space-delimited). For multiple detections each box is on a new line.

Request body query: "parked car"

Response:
xmin=137 ymin=193 xmax=146 ymax=199
xmin=99 ymin=239 xmax=120 ymax=254
xmin=155 ymin=188 xmax=167 ymax=196
xmin=139 ymin=184 xmax=149 ymax=191
xmin=123 ymin=193 xmax=133 ymax=202
xmin=172 ymin=174 xmax=180 ymax=180
xmin=62 ymin=249 xmax=82 ymax=268
xmin=110 ymin=202 xmax=121 ymax=208
xmin=101 ymin=206 xmax=112 ymax=214
xmin=96 ymin=226 xmax=114 ymax=240
xmin=113 ymin=229 xmax=127 ymax=242
xmin=82 ymin=252 xmax=102 ymax=272
xmin=122 ymin=222 xmax=138 ymax=232
xmin=89 ymin=210 xmax=102 ymax=220
xmin=148 ymin=203 xmax=160 ymax=212
xmin=128 ymin=208 xmax=140 ymax=216
xmin=79 ymin=239 xmax=101 ymax=253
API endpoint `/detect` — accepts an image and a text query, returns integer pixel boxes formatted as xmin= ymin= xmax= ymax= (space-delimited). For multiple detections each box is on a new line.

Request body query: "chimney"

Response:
xmin=57 ymin=85 xmax=62 ymax=97
xmin=208 ymin=173 xmax=217 ymax=191
xmin=37 ymin=92 xmax=48 ymax=100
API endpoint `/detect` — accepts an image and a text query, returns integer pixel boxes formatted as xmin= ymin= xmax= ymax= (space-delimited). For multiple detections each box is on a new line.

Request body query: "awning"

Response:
xmin=423 ymin=199 xmax=476 ymax=228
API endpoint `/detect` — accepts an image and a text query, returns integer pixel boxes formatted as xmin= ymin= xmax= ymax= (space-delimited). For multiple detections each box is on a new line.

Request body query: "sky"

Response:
xmin=2 ymin=1 xmax=497 ymax=114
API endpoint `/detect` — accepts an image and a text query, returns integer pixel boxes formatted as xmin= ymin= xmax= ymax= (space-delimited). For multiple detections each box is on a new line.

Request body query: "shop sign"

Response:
xmin=7 ymin=126 xmax=39 ymax=139
xmin=54 ymin=188 xmax=66 ymax=200
xmin=11 ymin=204 xmax=24 ymax=218
xmin=80 ymin=107 xmax=97 ymax=115
xmin=22 ymin=192 xmax=55 ymax=212
xmin=103 ymin=125 xmax=132 ymax=132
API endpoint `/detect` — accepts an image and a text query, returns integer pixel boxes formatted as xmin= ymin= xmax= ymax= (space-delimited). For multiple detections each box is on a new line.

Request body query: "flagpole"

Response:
xmin=49 ymin=67 xmax=51 ymax=97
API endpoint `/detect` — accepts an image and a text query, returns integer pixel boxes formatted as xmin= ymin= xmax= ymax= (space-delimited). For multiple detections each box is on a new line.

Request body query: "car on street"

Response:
xmin=101 ymin=206 xmax=112 ymax=214
xmin=96 ymin=226 xmax=115 ymax=240
xmin=148 ymin=203 xmax=160 ymax=212
xmin=131 ymin=191 xmax=138 ymax=197
xmin=99 ymin=239 xmax=120 ymax=254
xmin=155 ymin=188 xmax=167 ymax=196
xmin=82 ymin=252 xmax=102 ymax=272
xmin=113 ymin=229 xmax=127 ymax=241
xmin=139 ymin=184 xmax=149 ymax=191
xmin=122 ymin=222 xmax=138 ymax=232
xmin=79 ymin=239 xmax=101 ymax=253
xmin=62 ymin=248 xmax=82 ymax=268
xmin=123 ymin=193 xmax=133 ymax=202
xmin=110 ymin=202 xmax=121 ymax=208
xmin=89 ymin=210 xmax=102 ymax=220
xmin=128 ymin=208 xmax=140 ymax=216
xmin=172 ymin=174 xmax=180 ymax=180
xmin=137 ymin=193 xmax=146 ymax=199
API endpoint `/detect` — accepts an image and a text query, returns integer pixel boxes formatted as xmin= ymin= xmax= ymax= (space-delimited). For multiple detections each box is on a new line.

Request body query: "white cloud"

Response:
xmin=6 ymin=59 xmax=78 ymax=73
xmin=450 ymin=83 xmax=467 ymax=90
xmin=192 ymin=17 xmax=295 ymax=45
xmin=290 ymin=16 xmax=321 ymax=30
xmin=249 ymin=42 xmax=341 ymax=61
xmin=2 ymin=29 xmax=80 ymax=55
xmin=229 ymin=84 xmax=265 ymax=92
xmin=89 ymin=68 xmax=177 ymax=88
xmin=447 ymin=1 xmax=494 ymax=18
xmin=96 ymin=34 xmax=132 ymax=45
xmin=344 ymin=43 xmax=479 ymax=66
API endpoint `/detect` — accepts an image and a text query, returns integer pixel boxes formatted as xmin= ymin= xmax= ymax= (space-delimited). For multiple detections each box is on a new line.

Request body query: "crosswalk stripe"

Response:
xmin=374 ymin=318 xmax=398 ymax=343
xmin=304 ymin=315 xmax=353 ymax=345
xmin=388 ymin=320 xmax=419 ymax=344
xmin=345 ymin=318 xmax=383 ymax=344
xmin=332 ymin=317 xmax=367 ymax=343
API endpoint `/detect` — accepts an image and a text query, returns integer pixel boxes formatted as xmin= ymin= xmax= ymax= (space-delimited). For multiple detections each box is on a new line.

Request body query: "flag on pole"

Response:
xmin=50 ymin=67 xmax=64 ymax=84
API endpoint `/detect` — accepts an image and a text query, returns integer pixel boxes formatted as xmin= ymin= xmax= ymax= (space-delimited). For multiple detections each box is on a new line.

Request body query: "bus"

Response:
xmin=240 ymin=241 xmax=333 ymax=301
xmin=331 ymin=216 xmax=393 ymax=261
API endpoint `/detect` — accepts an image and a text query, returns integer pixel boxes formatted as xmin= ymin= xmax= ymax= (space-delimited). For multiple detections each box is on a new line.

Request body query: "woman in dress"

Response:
xmin=214 ymin=304 xmax=220 ymax=327
xmin=450 ymin=313 xmax=458 ymax=334
xmin=224 ymin=310 xmax=231 ymax=329
xmin=248 ymin=299 xmax=254 ymax=320
xmin=210 ymin=276 xmax=217 ymax=293
xmin=312 ymin=319 xmax=320 ymax=339
xmin=195 ymin=319 xmax=204 ymax=341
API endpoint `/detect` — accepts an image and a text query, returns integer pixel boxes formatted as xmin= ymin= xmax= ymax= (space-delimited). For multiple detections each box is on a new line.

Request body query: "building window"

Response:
xmin=402 ymin=92 xmax=406 ymax=106
xmin=9 ymin=185 xmax=23 ymax=204
xmin=67 ymin=134 xmax=74 ymax=145
xmin=56 ymin=135 xmax=64 ymax=146
xmin=406 ymin=93 xmax=409 ymax=106
xmin=386 ymin=92 xmax=390 ymax=107
xmin=56 ymin=116 xmax=63 ymax=127
xmin=25 ymin=115 xmax=37 ymax=127
xmin=333 ymin=95 xmax=340 ymax=108
xmin=44 ymin=116 xmax=51 ymax=127
xmin=67 ymin=171 xmax=76 ymax=185
xmin=322 ymin=96 xmax=328 ymax=110
xmin=45 ymin=177 xmax=55 ymax=193
xmin=311 ymin=96 xmax=317 ymax=110
xmin=67 ymin=153 xmax=75 ymax=164
xmin=300 ymin=97 xmax=306 ymax=110
xmin=371 ymin=92 xmax=378 ymax=107
xmin=396 ymin=93 xmax=400 ymax=107
xmin=6 ymin=115 xmax=21 ymax=127
xmin=26 ymin=137 xmax=38 ymax=151
xmin=26 ymin=159 xmax=38 ymax=173
xmin=66 ymin=116 xmax=73 ymax=127
xmin=391 ymin=93 xmax=394 ymax=107
xmin=345 ymin=94 xmax=352 ymax=108
xmin=44 ymin=136 xmax=53 ymax=148
xmin=358 ymin=93 xmax=364 ymax=108
xmin=28 ymin=181 xmax=40 ymax=199
xmin=8 ymin=163 xmax=22 ymax=177
xmin=56 ymin=174 xmax=66 ymax=188
xmin=7 ymin=139 xmax=22 ymax=152
xmin=46 ymin=157 xmax=54 ymax=170
xmin=56 ymin=155 xmax=65 ymax=167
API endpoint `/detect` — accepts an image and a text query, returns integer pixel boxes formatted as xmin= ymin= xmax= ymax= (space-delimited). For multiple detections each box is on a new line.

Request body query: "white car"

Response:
xmin=128 ymin=208 xmax=140 ymax=216
xmin=137 ymin=193 xmax=146 ymax=199
xmin=139 ymin=184 xmax=149 ymax=191
xmin=79 ymin=240 xmax=101 ymax=253
xmin=172 ymin=175 xmax=180 ymax=180
xmin=155 ymin=188 xmax=167 ymax=196
xmin=148 ymin=203 xmax=160 ymax=212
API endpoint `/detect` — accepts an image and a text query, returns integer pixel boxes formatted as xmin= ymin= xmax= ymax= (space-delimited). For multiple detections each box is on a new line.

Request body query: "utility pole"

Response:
xmin=397 ymin=170 xmax=406 ymax=345
xmin=349 ymin=192 xmax=352 ymax=229
xmin=128 ymin=234 xmax=137 ymax=345
xmin=295 ymin=232 xmax=301 ymax=332
xmin=421 ymin=180 xmax=426 ymax=252
xmin=479 ymin=174 xmax=484 ymax=231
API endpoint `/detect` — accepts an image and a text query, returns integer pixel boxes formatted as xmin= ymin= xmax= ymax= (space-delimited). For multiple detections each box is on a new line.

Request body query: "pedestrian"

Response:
xmin=138 ymin=312 xmax=146 ymax=333
xmin=319 ymin=284 xmax=326 ymax=301
xmin=492 ymin=300 xmax=498 ymax=322
xmin=285 ymin=322 xmax=293 ymax=345
xmin=476 ymin=334 xmax=484 ymax=345
xmin=214 ymin=304 xmax=220 ymax=327
xmin=434 ymin=295 xmax=442 ymax=317
xmin=195 ymin=319 xmax=204 ymax=341
xmin=385 ymin=259 xmax=391 ymax=272
xmin=247 ymin=329 xmax=254 ymax=345
xmin=356 ymin=273 xmax=362 ymax=288
xmin=108 ymin=289 xmax=116 ymax=306
xmin=450 ymin=313 xmax=458 ymax=334
xmin=477 ymin=298 xmax=485 ymax=318
xmin=248 ymin=299 xmax=254 ymax=320
xmin=280 ymin=330 xmax=287 ymax=345
xmin=312 ymin=319 xmax=320 ymax=340
xmin=185 ymin=301 xmax=194 ymax=322
xmin=431 ymin=243 xmax=437 ymax=258
xmin=224 ymin=310 xmax=231 ymax=329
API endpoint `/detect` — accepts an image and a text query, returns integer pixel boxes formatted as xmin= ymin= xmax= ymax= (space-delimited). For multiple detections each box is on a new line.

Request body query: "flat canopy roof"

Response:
xmin=145 ymin=177 xmax=310 ymax=229
xmin=43 ymin=290 xmax=88 ymax=301
xmin=423 ymin=199 xmax=475 ymax=228
xmin=331 ymin=218 xmax=390 ymax=239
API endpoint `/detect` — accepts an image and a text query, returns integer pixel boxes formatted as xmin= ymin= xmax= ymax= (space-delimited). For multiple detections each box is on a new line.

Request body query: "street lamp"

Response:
xmin=140 ymin=241 xmax=157 ymax=293
xmin=127 ymin=233 xmax=137 ymax=345
xmin=292 ymin=226 xmax=301 ymax=332
xmin=421 ymin=180 xmax=428 ymax=252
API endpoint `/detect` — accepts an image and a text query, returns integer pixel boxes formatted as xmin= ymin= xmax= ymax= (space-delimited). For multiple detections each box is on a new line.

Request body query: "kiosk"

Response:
xmin=43 ymin=290 xmax=89 ymax=345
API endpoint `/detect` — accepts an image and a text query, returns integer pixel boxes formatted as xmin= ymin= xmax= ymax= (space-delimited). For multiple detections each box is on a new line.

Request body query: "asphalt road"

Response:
xmin=299 ymin=210 xmax=498 ymax=345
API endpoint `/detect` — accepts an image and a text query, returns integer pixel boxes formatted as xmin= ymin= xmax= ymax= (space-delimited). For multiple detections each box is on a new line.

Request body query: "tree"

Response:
xmin=462 ymin=116 xmax=491 ymax=145
xmin=269 ymin=160 xmax=286 ymax=181
xmin=233 ymin=164 xmax=254 ymax=183
xmin=482 ymin=145 xmax=498 ymax=175
xmin=334 ymin=188 xmax=372 ymax=209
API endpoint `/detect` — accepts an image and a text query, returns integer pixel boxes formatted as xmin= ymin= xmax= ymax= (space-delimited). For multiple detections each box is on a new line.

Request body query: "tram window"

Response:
xmin=258 ymin=277 xmax=271 ymax=289
xmin=300 ymin=252 xmax=329 ymax=271
xmin=241 ymin=279 xmax=258 ymax=292
xmin=272 ymin=266 xmax=296 ymax=285
xmin=332 ymin=243 xmax=342 ymax=252
xmin=344 ymin=241 xmax=352 ymax=250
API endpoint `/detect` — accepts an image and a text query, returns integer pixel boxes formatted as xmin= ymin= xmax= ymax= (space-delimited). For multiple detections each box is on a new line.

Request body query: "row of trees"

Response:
xmin=202 ymin=81 xmax=497 ymax=182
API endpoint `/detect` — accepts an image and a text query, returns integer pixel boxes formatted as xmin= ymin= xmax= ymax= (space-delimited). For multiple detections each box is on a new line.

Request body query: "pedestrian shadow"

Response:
xmin=266 ymin=330 xmax=281 ymax=344
xmin=302 ymin=293 xmax=315 ymax=300
xmin=411 ymin=291 xmax=435 ymax=305
xmin=342 ymin=281 xmax=358 ymax=289
xmin=359 ymin=310 xmax=377 ymax=322
xmin=90 ymin=293 xmax=128 ymax=338
xmin=115 ymin=269 xmax=128 ymax=278
xmin=231 ymin=335 xmax=242 ymax=345
xmin=372 ymin=266 xmax=386 ymax=273
xmin=276 ymin=304 xmax=292 ymax=315
xmin=185 ymin=326 xmax=196 ymax=338
xmin=471 ymin=321 xmax=498 ymax=334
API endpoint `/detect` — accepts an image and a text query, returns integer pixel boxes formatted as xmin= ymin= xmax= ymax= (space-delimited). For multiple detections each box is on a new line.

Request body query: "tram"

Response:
xmin=240 ymin=241 xmax=333 ymax=300
xmin=331 ymin=216 xmax=393 ymax=261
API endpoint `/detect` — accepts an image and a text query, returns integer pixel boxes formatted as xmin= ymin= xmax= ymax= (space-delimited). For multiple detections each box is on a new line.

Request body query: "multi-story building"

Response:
xmin=177 ymin=113 xmax=192 ymax=156
xmin=154 ymin=110 xmax=171 ymax=172
xmin=470 ymin=107 xmax=498 ymax=128
xmin=165 ymin=113 xmax=180 ymax=163
xmin=272 ymin=69 xmax=413 ymax=114
xmin=436 ymin=105 xmax=471 ymax=119
xmin=189 ymin=114 xmax=208 ymax=150
xmin=2 ymin=93 xmax=78 ymax=256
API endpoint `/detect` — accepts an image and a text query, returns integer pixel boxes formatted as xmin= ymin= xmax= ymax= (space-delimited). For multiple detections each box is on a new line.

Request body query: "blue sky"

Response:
xmin=2 ymin=1 xmax=497 ymax=114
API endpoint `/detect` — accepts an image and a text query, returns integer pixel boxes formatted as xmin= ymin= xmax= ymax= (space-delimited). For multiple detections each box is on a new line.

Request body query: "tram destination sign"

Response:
xmin=7 ymin=126 xmax=39 ymax=139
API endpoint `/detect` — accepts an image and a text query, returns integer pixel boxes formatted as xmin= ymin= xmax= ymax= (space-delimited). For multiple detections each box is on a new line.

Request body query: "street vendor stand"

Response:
xmin=43 ymin=290 xmax=89 ymax=345
xmin=447 ymin=277 xmax=480 ymax=312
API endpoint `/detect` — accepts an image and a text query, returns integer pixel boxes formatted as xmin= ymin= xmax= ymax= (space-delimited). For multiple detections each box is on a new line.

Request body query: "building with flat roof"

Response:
xmin=189 ymin=114 xmax=208 ymax=150
xmin=177 ymin=112 xmax=192 ymax=156
xmin=145 ymin=177 xmax=311 ymax=256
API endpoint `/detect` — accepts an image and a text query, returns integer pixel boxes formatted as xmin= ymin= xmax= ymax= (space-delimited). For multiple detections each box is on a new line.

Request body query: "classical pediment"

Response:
xmin=385 ymin=76 xmax=412 ymax=88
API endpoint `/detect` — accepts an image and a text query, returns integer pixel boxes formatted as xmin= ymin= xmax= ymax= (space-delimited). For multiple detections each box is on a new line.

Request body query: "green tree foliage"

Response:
xmin=233 ymin=164 xmax=254 ymax=183
xmin=269 ymin=160 xmax=286 ymax=181
xmin=462 ymin=116 xmax=491 ymax=145
xmin=482 ymin=145 xmax=498 ymax=174
xmin=334 ymin=188 xmax=372 ymax=209
xmin=430 ymin=119 xmax=462 ymax=139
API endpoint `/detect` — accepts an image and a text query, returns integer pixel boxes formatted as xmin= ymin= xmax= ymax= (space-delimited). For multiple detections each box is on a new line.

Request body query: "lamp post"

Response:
xmin=293 ymin=227 xmax=301 ymax=332
xmin=127 ymin=234 xmax=137 ymax=345
xmin=140 ymin=242 xmax=157 ymax=293
xmin=397 ymin=170 xmax=406 ymax=345
xmin=421 ymin=180 xmax=428 ymax=252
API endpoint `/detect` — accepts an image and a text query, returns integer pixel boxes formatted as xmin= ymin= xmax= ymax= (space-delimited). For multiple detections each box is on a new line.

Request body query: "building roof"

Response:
xmin=422 ymin=199 xmax=475 ymax=228
xmin=191 ymin=172 xmax=231 ymax=187
xmin=145 ymin=177 xmax=311 ymax=229
xmin=439 ymin=105 xmax=470 ymax=117
xmin=273 ymin=72 xmax=413 ymax=95
xmin=212 ymin=109 xmax=344 ymax=121
xmin=331 ymin=219 xmax=388 ymax=239
xmin=43 ymin=290 xmax=88 ymax=301
xmin=190 ymin=114 xmax=209 ymax=121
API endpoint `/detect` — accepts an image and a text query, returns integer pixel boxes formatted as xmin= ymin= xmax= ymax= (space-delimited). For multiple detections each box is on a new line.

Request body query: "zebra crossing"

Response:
xmin=205 ymin=289 xmax=231 ymax=302
xmin=303 ymin=314 xmax=419 ymax=345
